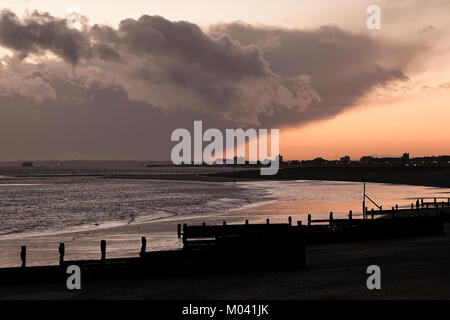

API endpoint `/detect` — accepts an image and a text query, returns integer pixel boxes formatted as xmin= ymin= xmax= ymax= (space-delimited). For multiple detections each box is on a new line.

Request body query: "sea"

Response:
xmin=1 ymin=160 xmax=450 ymax=239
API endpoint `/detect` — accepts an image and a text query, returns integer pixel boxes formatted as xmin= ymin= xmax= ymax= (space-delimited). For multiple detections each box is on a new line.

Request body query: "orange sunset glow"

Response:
xmin=281 ymin=88 xmax=450 ymax=160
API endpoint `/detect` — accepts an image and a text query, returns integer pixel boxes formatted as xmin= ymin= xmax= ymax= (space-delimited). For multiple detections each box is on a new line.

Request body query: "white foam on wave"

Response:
xmin=0 ymin=184 xmax=43 ymax=186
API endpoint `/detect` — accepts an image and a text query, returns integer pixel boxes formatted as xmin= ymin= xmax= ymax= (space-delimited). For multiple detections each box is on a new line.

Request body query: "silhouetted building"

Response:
xmin=340 ymin=156 xmax=350 ymax=164
xmin=411 ymin=155 xmax=450 ymax=166
xmin=313 ymin=157 xmax=326 ymax=165
xmin=360 ymin=156 xmax=375 ymax=165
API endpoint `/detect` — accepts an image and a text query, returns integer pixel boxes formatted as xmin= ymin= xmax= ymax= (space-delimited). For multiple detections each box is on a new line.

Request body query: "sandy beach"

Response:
xmin=1 ymin=171 xmax=450 ymax=299
xmin=2 ymin=224 xmax=450 ymax=300
xmin=0 ymin=211 xmax=261 ymax=268
xmin=0 ymin=198 xmax=296 ymax=268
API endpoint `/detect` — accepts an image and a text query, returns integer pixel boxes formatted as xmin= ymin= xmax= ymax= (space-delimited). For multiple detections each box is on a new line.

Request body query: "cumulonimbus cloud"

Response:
xmin=0 ymin=10 xmax=413 ymax=128
xmin=209 ymin=23 xmax=414 ymax=127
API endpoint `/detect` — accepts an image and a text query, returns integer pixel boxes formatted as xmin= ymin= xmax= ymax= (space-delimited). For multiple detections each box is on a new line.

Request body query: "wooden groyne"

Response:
xmin=0 ymin=220 xmax=306 ymax=285
xmin=304 ymin=198 xmax=450 ymax=243
xmin=1 ymin=200 xmax=449 ymax=285
xmin=180 ymin=221 xmax=305 ymax=271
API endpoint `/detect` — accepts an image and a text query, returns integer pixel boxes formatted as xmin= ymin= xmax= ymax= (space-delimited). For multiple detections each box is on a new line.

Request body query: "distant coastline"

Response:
xmin=209 ymin=166 xmax=450 ymax=188
xmin=3 ymin=161 xmax=450 ymax=188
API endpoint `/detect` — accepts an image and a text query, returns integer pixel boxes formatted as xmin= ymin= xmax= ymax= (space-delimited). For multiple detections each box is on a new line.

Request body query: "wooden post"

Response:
xmin=59 ymin=243 xmax=65 ymax=266
xmin=297 ymin=221 xmax=303 ymax=235
xmin=266 ymin=218 xmax=270 ymax=224
xmin=245 ymin=219 xmax=249 ymax=225
xmin=396 ymin=204 xmax=398 ymax=211
xmin=380 ymin=206 xmax=383 ymax=212
xmin=288 ymin=216 xmax=292 ymax=226
xmin=182 ymin=224 xmax=187 ymax=245
xmin=349 ymin=210 xmax=352 ymax=220
xmin=177 ymin=223 xmax=181 ymax=239
xmin=140 ymin=237 xmax=147 ymax=257
xmin=392 ymin=207 xmax=395 ymax=218
xmin=100 ymin=240 xmax=106 ymax=261
xmin=363 ymin=182 xmax=366 ymax=219
xmin=371 ymin=208 xmax=374 ymax=219
xmin=20 ymin=246 xmax=26 ymax=268
xmin=307 ymin=214 xmax=311 ymax=226
xmin=434 ymin=198 xmax=437 ymax=207
xmin=329 ymin=212 xmax=333 ymax=228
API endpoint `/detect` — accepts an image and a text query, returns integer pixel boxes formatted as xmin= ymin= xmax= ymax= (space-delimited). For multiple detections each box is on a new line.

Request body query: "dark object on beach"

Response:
xmin=140 ymin=237 xmax=147 ymax=257
xmin=59 ymin=243 xmax=65 ymax=266
xmin=180 ymin=219 xmax=305 ymax=271
xmin=305 ymin=213 xmax=447 ymax=244
xmin=101 ymin=240 xmax=106 ymax=261
xmin=20 ymin=246 xmax=26 ymax=268
xmin=177 ymin=224 xmax=182 ymax=238
xmin=21 ymin=161 xmax=33 ymax=167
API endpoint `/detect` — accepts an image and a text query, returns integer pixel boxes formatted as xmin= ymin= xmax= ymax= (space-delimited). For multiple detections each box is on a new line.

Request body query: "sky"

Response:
xmin=0 ymin=0 xmax=449 ymax=161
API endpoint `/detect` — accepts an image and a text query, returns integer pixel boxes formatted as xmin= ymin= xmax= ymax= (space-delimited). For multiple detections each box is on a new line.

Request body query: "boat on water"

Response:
xmin=21 ymin=161 xmax=34 ymax=167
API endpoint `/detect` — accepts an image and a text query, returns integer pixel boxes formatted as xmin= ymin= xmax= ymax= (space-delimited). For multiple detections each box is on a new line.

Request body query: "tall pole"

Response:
xmin=363 ymin=182 xmax=366 ymax=219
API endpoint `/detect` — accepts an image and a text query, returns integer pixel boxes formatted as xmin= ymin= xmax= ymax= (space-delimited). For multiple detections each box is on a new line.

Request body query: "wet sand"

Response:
xmin=0 ymin=208 xmax=296 ymax=268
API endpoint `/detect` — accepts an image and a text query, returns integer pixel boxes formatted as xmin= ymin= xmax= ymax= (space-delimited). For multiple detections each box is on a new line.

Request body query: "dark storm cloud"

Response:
xmin=0 ymin=10 xmax=119 ymax=63
xmin=0 ymin=10 xmax=420 ymax=159
xmin=0 ymin=11 xmax=320 ymax=125
xmin=210 ymin=23 xmax=412 ymax=126
xmin=116 ymin=16 xmax=268 ymax=79
xmin=0 ymin=10 xmax=91 ymax=64
xmin=0 ymin=11 xmax=413 ymax=127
